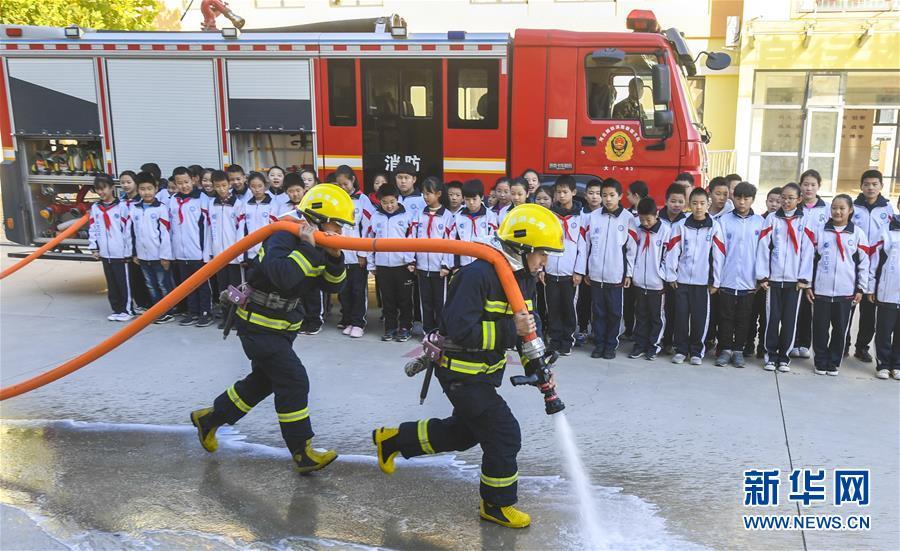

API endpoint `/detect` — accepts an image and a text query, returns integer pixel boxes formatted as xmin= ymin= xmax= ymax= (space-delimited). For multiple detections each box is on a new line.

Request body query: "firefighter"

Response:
xmin=613 ymin=77 xmax=646 ymax=120
xmin=190 ymin=184 xmax=353 ymax=473
xmin=372 ymin=204 xmax=564 ymax=528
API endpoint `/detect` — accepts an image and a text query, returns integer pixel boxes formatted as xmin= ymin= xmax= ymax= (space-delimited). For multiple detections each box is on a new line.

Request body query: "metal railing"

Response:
xmin=796 ymin=0 xmax=896 ymax=12
xmin=707 ymin=150 xmax=737 ymax=178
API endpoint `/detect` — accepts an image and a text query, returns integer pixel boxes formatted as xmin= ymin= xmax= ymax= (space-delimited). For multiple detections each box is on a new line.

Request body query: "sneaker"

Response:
xmin=114 ymin=312 xmax=134 ymax=322
xmin=395 ymin=328 xmax=411 ymax=342
xmin=789 ymin=348 xmax=801 ymax=358
xmin=574 ymin=332 xmax=587 ymax=347
xmin=349 ymin=326 xmax=365 ymax=338
xmin=891 ymin=369 xmax=900 ymax=380
xmin=814 ymin=367 xmax=828 ymax=375
xmin=797 ymin=347 xmax=811 ymax=359
xmin=133 ymin=306 xmax=147 ymax=314
xmin=107 ymin=313 xmax=120 ymax=321
xmin=732 ymin=351 xmax=746 ymax=368
xmin=756 ymin=345 xmax=766 ymax=359
xmin=628 ymin=350 xmax=646 ymax=359
xmin=690 ymin=356 xmax=702 ymax=366
xmin=672 ymin=353 xmax=686 ymax=364
xmin=382 ymin=330 xmax=397 ymax=342
xmin=302 ymin=324 xmax=323 ymax=335
xmin=590 ymin=347 xmax=604 ymax=359
xmin=602 ymin=350 xmax=616 ymax=360
xmin=196 ymin=313 xmax=215 ymax=328
xmin=876 ymin=369 xmax=890 ymax=380
xmin=826 ymin=366 xmax=839 ymax=376
xmin=153 ymin=314 xmax=175 ymax=324
xmin=743 ymin=343 xmax=756 ymax=357
xmin=715 ymin=350 xmax=733 ymax=367
xmin=764 ymin=362 xmax=776 ymax=371
xmin=411 ymin=321 xmax=425 ymax=337
xmin=342 ymin=325 xmax=353 ymax=336
xmin=179 ymin=314 xmax=199 ymax=326
xmin=480 ymin=500 xmax=531 ymax=529
xmin=645 ymin=353 xmax=657 ymax=361
xmin=853 ymin=348 xmax=873 ymax=363
xmin=776 ymin=363 xmax=790 ymax=373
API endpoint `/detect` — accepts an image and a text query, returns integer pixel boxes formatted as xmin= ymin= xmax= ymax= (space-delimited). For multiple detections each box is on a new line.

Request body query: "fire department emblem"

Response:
xmin=605 ymin=131 xmax=634 ymax=162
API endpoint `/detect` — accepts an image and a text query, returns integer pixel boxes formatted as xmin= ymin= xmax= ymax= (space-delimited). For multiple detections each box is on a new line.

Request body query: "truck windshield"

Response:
xmin=584 ymin=53 xmax=667 ymax=137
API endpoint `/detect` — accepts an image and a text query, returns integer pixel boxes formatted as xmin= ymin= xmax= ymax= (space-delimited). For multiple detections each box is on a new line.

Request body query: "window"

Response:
xmin=796 ymin=0 xmax=895 ymax=12
xmin=687 ymin=76 xmax=705 ymax=123
xmin=367 ymin=66 xmax=434 ymax=119
xmin=329 ymin=0 xmax=383 ymax=5
xmin=448 ymin=59 xmax=499 ymax=129
xmin=584 ymin=53 xmax=667 ymax=136
xmin=328 ymin=59 xmax=357 ymax=127
xmin=254 ymin=0 xmax=304 ymax=7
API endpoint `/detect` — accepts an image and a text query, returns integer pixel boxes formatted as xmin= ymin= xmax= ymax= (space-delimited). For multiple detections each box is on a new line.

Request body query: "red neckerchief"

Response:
xmin=785 ymin=216 xmax=799 ymax=253
xmin=176 ymin=197 xmax=191 ymax=224
xmin=98 ymin=202 xmax=117 ymax=230
xmin=425 ymin=210 xmax=438 ymax=238
xmin=642 ymin=228 xmax=652 ymax=250
xmin=466 ymin=213 xmax=480 ymax=236
xmin=558 ymin=214 xmax=576 ymax=242
xmin=834 ymin=229 xmax=845 ymax=261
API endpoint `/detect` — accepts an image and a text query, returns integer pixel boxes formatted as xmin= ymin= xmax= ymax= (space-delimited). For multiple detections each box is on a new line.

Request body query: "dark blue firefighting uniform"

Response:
xmin=204 ymin=230 xmax=346 ymax=454
xmin=391 ymin=259 xmax=538 ymax=506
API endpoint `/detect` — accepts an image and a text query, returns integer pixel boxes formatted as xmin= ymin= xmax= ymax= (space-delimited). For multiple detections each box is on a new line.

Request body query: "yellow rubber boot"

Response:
xmin=372 ymin=427 xmax=400 ymax=474
xmin=293 ymin=440 xmax=338 ymax=474
xmin=480 ymin=500 xmax=531 ymax=529
xmin=190 ymin=407 xmax=219 ymax=453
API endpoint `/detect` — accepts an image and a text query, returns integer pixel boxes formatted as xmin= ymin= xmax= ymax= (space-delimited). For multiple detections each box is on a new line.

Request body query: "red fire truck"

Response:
xmin=0 ymin=10 xmax=729 ymax=255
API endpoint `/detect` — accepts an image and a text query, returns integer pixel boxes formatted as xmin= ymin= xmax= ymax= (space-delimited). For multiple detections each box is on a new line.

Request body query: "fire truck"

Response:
xmin=0 ymin=10 xmax=729 ymax=255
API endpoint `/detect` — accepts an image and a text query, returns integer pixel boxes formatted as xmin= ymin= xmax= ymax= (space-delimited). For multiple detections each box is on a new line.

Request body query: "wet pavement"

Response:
xmin=1 ymin=253 xmax=898 ymax=550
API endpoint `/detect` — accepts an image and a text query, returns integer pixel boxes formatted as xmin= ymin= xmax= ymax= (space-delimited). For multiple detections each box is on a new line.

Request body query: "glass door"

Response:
xmin=801 ymin=107 xmax=842 ymax=192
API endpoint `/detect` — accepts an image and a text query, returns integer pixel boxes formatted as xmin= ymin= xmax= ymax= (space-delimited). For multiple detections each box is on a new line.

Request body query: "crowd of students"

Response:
xmin=86 ymin=161 xmax=899 ymax=379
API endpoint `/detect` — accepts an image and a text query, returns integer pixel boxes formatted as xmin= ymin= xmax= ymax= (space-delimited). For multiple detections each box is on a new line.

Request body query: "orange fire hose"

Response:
xmin=0 ymin=213 xmax=91 ymax=280
xmin=0 ymin=221 xmax=530 ymax=401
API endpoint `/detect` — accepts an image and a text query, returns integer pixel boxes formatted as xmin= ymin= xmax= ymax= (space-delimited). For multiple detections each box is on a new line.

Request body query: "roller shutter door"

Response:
xmin=227 ymin=59 xmax=313 ymax=132
xmin=6 ymin=58 xmax=99 ymax=136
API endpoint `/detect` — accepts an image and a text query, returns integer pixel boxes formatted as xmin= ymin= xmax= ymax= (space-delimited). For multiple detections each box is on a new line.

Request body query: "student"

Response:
xmin=665 ymin=188 xmax=725 ymax=365
xmin=89 ymin=173 xmax=134 ymax=321
xmin=267 ymin=165 xmax=289 ymax=212
xmin=300 ymin=168 xmax=319 ymax=191
xmin=335 ymin=165 xmax=374 ymax=338
xmin=508 ymin=178 xmax=529 ymax=210
xmin=674 ymin=172 xmax=695 ymax=196
xmin=574 ymin=179 xmax=605 ymax=346
xmin=169 ymin=166 xmax=214 ymax=327
xmin=543 ymin=175 xmax=582 ymax=355
xmin=208 ymin=170 xmax=245 ymax=328
xmin=534 ymin=185 xmax=553 ymax=209
xmin=575 ymin=178 xmax=637 ymax=359
xmin=521 ymin=168 xmax=541 ymax=202
xmin=868 ymin=197 xmax=900 ymax=380
xmin=658 ymin=183 xmax=688 ymax=354
xmin=491 ymin=177 xmax=513 ymax=222
xmin=450 ymin=179 xmax=499 ymax=267
xmin=189 ymin=164 xmax=204 ymax=189
xmin=626 ymin=180 xmax=649 ymax=214
xmin=745 ymin=186 xmax=783 ymax=358
xmin=628 ymin=197 xmax=670 ymax=361
xmin=243 ymin=172 xmax=279 ymax=260
xmin=707 ymin=177 xmax=733 ymax=221
xmin=365 ymin=183 xmax=415 ymax=342
xmin=227 ymin=164 xmax=250 ymax=204
xmin=850 ymin=169 xmax=894 ymax=363
xmin=393 ymin=162 xmax=426 ymax=220
xmin=724 ymin=174 xmax=742 ymax=200
xmin=200 ymin=169 xmax=215 ymax=197
xmin=120 ymin=169 xmax=153 ymax=312
xmin=411 ymin=177 xmax=455 ymax=334
xmin=130 ymin=171 xmax=175 ymax=324
xmin=277 ymin=172 xmax=307 ymax=218
xmin=756 ymin=183 xmax=815 ymax=372
xmin=715 ymin=182 xmax=766 ymax=368
xmin=119 ymin=170 xmax=139 ymax=207
xmin=793 ymin=169 xmax=830 ymax=358
xmin=623 ymin=180 xmax=649 ymax=340
xmin=807 ymin=195 xmax=870 ymax=376
xmin=369 ymin=172 xmax=389 ymax=207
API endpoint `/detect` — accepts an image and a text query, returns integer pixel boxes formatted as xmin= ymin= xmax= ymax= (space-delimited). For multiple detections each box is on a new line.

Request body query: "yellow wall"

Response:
xmin=704 ymin=74 xmax=739 ymax=151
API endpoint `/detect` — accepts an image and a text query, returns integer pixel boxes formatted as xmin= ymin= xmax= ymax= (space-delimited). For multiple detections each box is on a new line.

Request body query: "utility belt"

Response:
xmin=404 ymin=332 xmax=506 ymax=404
xmin=219 ymin=284 xmax=301 ymax=338
xmin=247 ymin=288 xmax=300 ymax=312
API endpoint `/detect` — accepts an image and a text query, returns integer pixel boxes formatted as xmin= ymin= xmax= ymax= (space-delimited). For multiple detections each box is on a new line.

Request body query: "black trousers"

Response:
xmin=175 ymin=260 xmax=211 ymax=315
xmin=376 ymin=266 xmax=414 ymax=332
xmin=622 ymin=285 xmax=635 ymax=336
xmin=576 ymin=281 xmax=591 ymax=334
xmin=745 ymin=290 xmax=767 ymax=350
xmin=632 ymin=288 xmax=664 ymax=354
xmin=674 ymin=284 xmax=711 ymax=358
xmin=395 ymin=372 xmax=521 ymax=506
xmin=545 ymin=275 xmax=577 ymax=352
xmin=717 ymin=290 xmax=755 ymax=352
xmin=795 ymin=296 xmax=813 ymax=349
xmin=590 ymin=284 xmax=623 ymax=352
xmin=339 ymin=264 xmax=369 ymax=328
xmin=764 ymin=283 xmax=801 ymax=365
xmin=101 ymin=258 xmax=132 ymax=315
xmin=215 ymin=264 xmax=242 ymax=297
xmin=854 ymin=299 xmax=877 ymax=351
xmin=128 ymin=260 xmax=152 ymax=309
xmin=875 ymin=303 xmax=900 ymax=370
xmin=707 ymin=293 xmax=719 ymax=345
xmin=812 ymin=297 xmax=853 ymax=370
xmin=301 ymin=288 xmax=323 ymax=329
xmin=662 ymin=288 xmax=676 ymax=347
xmin=417 ymin=271 xmax=447 ymax=334
xmin=208 ymin=330 xmax=312 ymax=454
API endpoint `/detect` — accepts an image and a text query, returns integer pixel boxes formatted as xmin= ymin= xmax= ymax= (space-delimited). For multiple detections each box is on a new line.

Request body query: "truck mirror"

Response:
xmin=705 ymin=52 xmax=732 ymax=71
xmin=651 ymin=64 xmax=671 ymax=105
xmin=591 ymin=48 xmax=625 ymax=66
xmin=654 ymin=109 xmax=673 ymax=129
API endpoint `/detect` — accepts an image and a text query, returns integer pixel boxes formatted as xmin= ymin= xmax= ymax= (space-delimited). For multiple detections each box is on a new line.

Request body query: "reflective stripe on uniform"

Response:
xmin=288 ymin=250 xmax=325 ymax=277
xmin=258 ymin=245 xmax=265 ymax=260
xmin=483 ymin=299 xmax=534 ymax=314
xmin=417 ymin=419 xmax=435 ymax=454
xmin=323 ymin=268 xmax=347 ymax=284
xmin=481 ymin=320 xmax=496 ymax=350
xmin=277 ymin=407 xmax=309 ymax=423
xmin=227 ymin=384 xmax=252 ymax=413
xmin=480 ymin=471 xmax=518 ymax=488
xmin=440 ymin=356 xmax=506 ymax=375
xmin=236 ymin=307 xmax=303 ymax=331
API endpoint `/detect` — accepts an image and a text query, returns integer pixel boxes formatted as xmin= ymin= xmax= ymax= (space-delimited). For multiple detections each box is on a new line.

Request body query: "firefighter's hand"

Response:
xmin=161 ymin=259 xmax=170 ymax=270
xmin=852 ymin=292 xmax=862 ymax=306
xmin=573 ymin=274 xmax=583 ymax=286
xmin=624 ymin=277 xmax=632 ymax=288
xmin=298 ymin=221 xmax=317 ymax=247
xmin=91 ymin=250 xmax=100 ymax=260
xmin=514 ymin=310 xmax=537 ymax=337
xmin=805 ymin=288 xmax=815 ymax=303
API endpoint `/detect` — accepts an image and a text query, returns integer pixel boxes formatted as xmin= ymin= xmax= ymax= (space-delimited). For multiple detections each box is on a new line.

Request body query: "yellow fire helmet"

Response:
xmin=496 ymin=204 xmax=564 ymax=254
xmin=298 ymin=183 xmax=355 ymax=227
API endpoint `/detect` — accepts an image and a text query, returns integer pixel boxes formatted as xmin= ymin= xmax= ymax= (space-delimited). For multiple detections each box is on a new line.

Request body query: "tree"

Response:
xmin=1 ymin=0 xmax=162 ymax=31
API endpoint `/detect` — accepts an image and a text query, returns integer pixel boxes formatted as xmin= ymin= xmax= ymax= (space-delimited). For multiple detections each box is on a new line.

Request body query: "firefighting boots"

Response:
xmin=190 ymin=408 xmax=220 ymax=453
xmin=293 ymin=440 xmax=338 ymax=474
xmin=372 ymin=426 xmax=400 ymax=474
xmin=479 ymin=500 xmax=531 ymax=529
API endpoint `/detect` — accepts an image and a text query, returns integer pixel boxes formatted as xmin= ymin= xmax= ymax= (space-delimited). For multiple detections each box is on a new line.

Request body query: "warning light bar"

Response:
xmin=626 ymin=10 xmax=661 ymax=33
